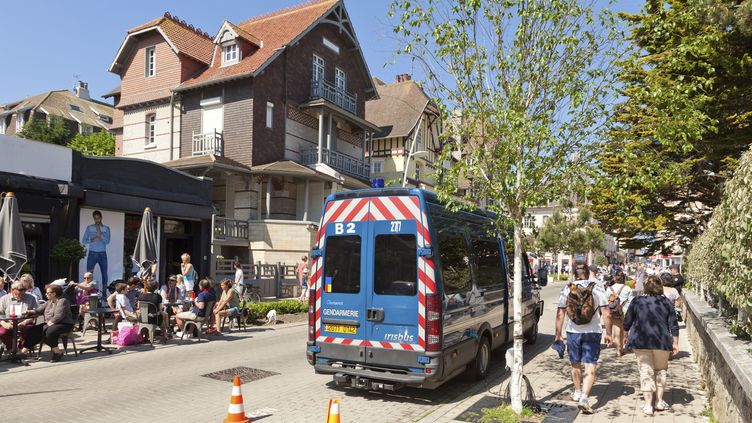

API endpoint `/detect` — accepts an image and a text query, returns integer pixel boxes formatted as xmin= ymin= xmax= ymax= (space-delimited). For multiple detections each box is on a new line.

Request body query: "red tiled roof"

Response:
xmin=126 ymin=13 xmax=213 ymax=65
xmin=177 ymin=0 xmax=338 ymax=90
xmin=224 ymin=21 xmax=262 ymax=47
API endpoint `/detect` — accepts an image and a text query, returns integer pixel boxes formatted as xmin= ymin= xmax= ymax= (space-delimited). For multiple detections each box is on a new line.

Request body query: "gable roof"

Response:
xmin=175 ymin=0 xmax=341 ymax=91
xmin=0 ymin=90 xmax=114 ymax=130
xmin=216 ymin=21 xmax=263 ymax=48
xmin=366 ymin=78 xmax=436 ymax=139
xmin=109 ymin=13 xmax=214 ymax=73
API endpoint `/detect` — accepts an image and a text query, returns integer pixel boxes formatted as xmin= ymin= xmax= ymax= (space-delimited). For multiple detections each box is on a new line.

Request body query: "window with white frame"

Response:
xmin=16 ymin=113 xmax=25 ymax=132
xmin=80 ymin=124 xmax=94 ymax=134
xmin=372 ymin=160 xmax=383 ymax=174
xmin=145 ymin=46 xmax=155 ymax=77
xmin=523 ymin=215 xmax=535 ymax=229
xmin=335 ymin=68 xmax=346 ymax=92
xmin=222 ymin=43 xmax=238 ymax=65
xmin=146 ymin=114 xmax=156 ymax=146
xmin=266 ymin=102 xmax=274 ymax=128
xmin=0 ymin=117 xmax=6 ymax=134
xmin=312 ymin=55 xmax=325 ymax=81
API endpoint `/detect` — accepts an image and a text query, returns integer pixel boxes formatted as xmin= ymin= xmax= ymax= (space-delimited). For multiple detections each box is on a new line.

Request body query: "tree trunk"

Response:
xmin=510 ymin=223 xmax=525 ymax=413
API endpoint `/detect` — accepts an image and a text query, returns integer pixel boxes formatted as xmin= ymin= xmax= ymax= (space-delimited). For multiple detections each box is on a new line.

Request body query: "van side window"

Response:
xmin=437 ymin=232 xmax=471 ymax=294
xmin=374 ymin=234 xmax=417 ymax=296
xmin=323 ymin=235 xmax=361 ymax=293
xmin=472 ymin=239 xmax=504 ymax=287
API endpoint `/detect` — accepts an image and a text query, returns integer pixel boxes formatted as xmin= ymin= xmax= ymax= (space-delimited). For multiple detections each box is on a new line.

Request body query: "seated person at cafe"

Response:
xmin=175 ymin=278 xmax=216 ymax=337
xmin=22 ymin=284 xmax=74 ymax=362
xmin=125 ymin=276 xmax=141 ymax=306
xmin=20 ymin=274 xmax=44 ymax=304
xmin=212 ymin=279 xmax=241 ymax=333
xmin=138 ymin=279 xmax=168 ymax=342
xmin=0 ymin=280 xmax=38 ymax=353
xmin=113 ymin=282 xmax=137 ymax=322
xmin=160 ymin=275 xmax=184 ymax=316
xmin=69 ymin=272 xmax=99 ymax=314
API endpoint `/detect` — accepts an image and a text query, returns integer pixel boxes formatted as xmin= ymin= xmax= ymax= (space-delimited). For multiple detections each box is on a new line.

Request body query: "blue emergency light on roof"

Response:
xmin=371 ymin=178 xmax=385 ymax=188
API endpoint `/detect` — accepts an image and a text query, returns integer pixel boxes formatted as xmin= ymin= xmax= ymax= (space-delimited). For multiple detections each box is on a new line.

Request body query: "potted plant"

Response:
xmin=50 ymin=238 xmax=87 ymax=280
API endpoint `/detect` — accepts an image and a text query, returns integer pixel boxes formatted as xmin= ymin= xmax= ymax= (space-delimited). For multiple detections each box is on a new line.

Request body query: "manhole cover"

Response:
xmin=202 ymin=366 xmax=280 ymax=383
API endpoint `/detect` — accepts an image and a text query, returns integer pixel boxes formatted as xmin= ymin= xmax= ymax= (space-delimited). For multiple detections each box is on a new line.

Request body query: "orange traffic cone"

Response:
xmin=223 ymin=375 xmax=250 ymax=423
xmin=325 ymin=399 xmax=341 ymax=423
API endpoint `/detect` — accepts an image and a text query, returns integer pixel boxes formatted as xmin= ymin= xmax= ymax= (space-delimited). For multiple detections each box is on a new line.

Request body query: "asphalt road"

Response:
xmin=0 ymin=285 xmax=562 ymax=422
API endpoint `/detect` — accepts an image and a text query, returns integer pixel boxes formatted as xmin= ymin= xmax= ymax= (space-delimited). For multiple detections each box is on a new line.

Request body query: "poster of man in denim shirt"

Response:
xmin=82 ymin=210 xmax=110 ymax=286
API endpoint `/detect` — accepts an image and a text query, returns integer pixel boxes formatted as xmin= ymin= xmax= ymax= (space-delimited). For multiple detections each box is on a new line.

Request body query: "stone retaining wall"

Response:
xmin=684 ymin=291 xmax=752 ymax=423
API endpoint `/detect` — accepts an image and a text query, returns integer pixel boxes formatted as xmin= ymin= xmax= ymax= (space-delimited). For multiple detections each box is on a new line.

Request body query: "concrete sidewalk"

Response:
xmin=421 ymin=323 xmax=708 ymax=423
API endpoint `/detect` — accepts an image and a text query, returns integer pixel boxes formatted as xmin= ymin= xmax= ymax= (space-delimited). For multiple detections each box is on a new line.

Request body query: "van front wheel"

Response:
xmin=467 ymin=337 xmax=491 ymax=381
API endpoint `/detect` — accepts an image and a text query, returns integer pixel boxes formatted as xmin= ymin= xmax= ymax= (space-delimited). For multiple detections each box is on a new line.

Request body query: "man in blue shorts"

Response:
xmin=555 ymin=263 xmax=612 ymax=414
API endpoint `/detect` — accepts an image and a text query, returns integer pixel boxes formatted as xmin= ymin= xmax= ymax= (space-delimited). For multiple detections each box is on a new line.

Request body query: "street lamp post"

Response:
xmin=402 ymin=150 xmax=428 ymax=187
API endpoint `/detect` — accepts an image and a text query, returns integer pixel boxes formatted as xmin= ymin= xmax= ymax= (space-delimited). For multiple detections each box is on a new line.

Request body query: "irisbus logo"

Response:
xmin=384 ymin=332 xmax=414 ymax=343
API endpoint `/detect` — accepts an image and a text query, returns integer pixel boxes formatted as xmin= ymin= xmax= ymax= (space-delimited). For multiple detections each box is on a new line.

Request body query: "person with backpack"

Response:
xmin=607 ymin=271 xmax=633 ymax=356
xmin=623 ymin=275 xmax=680 ymax=416
xmin=555 ymin=263 xmax=613 ymax=414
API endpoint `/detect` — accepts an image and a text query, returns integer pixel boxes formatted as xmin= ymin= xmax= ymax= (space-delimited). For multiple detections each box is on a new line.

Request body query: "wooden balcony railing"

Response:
xmin=192 ymin=130 xmax=223 ymax=156
xmin=310 ymin=79 xmax=357 ymax=115
xmin=300 ymin=146 xmax=370 ymax=179
xmin=213 ymin=216 xmax=249 ymax=241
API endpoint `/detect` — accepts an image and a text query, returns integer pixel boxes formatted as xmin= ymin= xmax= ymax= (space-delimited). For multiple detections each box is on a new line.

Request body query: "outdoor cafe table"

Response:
xmin=0 ymin=315 xmax=30 ymax=365
xmin=79 ymin=308 xmax=115 ymax=355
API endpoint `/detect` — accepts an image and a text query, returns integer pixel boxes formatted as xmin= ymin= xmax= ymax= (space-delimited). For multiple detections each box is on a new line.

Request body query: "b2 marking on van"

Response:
xmin=390 ymin=221 xmax=402 ymax=232
xmin=334 ymin=222 xmax=356 ymax=234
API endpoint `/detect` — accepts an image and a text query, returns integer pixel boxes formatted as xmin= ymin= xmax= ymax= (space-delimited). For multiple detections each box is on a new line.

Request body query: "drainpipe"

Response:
xmin=169 ymin=91 xmax=175 ymax=161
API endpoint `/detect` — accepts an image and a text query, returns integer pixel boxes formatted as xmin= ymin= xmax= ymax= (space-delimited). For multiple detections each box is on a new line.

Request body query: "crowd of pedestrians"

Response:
xmin=554 ymin=261 xmax=685 ymax=415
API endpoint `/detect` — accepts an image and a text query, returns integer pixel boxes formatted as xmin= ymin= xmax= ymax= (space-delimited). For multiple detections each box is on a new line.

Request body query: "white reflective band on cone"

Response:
xmin=228 ymin=403 xmax=245 ymax=414
xmin=232 ymin=386 xmax=241 ymax=396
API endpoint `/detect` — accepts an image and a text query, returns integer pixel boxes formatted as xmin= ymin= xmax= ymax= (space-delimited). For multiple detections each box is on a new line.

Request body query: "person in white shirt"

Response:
xmin=555 ymin=264 xmax=613 ymax=414
xmin=113 ymin=282 xmax=136 ymax=321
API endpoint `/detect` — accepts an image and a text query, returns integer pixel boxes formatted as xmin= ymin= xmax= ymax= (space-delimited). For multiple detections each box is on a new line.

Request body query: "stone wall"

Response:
xmin=248 ymin=220 xmax=316 ymax=264
xmin=684 ymin=291 xmax=752 ymax=423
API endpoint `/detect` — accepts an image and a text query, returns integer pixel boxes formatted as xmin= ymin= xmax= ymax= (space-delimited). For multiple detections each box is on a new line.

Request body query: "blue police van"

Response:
xmin=306 ymin=188 xmax=543 ymax=390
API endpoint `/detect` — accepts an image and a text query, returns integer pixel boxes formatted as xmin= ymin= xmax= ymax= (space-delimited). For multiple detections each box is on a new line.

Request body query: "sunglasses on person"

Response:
xmin=14 ymin=288 xmax=27 ymax=292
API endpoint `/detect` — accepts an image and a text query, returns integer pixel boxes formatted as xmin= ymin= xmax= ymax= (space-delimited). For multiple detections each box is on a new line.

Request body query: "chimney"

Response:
xmin=75 ymin=81 xmax=90 ymax=100
xmin=395 ymin=74 xmax=412 ymax=83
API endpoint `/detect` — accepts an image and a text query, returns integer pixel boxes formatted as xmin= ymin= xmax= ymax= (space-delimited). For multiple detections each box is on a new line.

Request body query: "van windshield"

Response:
xmin=324 ymin=235 xmax=361 ymax=293
xmin=374 ymin=234 xmax=417 ymax=296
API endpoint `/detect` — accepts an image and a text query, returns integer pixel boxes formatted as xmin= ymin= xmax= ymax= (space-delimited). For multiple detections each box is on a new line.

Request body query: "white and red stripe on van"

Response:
xmin=310 ymin=195 xmax=435 ymax=352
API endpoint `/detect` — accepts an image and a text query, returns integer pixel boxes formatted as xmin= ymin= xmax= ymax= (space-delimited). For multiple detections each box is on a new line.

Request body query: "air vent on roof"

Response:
xmin=99 ymin=115 xmax=113 ymax=124
xmin=69 ymin=104 xmax=82 ymax=112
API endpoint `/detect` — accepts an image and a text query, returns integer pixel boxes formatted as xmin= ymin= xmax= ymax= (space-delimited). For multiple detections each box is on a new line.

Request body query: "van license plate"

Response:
xmin=325 ymin=324 xmax=357 ymax=335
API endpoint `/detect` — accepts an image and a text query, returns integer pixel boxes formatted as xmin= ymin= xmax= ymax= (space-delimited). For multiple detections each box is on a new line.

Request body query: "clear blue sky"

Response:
xmin=0 ymin=0 xmax=642 ymax=104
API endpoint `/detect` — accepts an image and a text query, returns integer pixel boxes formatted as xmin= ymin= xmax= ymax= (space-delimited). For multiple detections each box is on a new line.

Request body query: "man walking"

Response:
xmin=670 ymin=264 xmax=684 ymax=294
xmin=555 ymin=263 xmax=613 ymax=414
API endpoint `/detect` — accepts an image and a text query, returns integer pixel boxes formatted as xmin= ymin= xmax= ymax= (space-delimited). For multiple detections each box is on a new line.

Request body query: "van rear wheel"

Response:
xmin=524 ymin=321 xmax=538 ymax=344
xmin=467 ymin=337 xmax=491 ymax=381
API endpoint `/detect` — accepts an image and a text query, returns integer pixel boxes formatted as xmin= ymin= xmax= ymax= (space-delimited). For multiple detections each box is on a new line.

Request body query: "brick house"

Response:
xmin=0 ymin=81 xmax=113 ymax=137
xmin=108 ymin=0 xmax=379 ymax=272
xmin=365 ymin=74 xmax=441 ymax=188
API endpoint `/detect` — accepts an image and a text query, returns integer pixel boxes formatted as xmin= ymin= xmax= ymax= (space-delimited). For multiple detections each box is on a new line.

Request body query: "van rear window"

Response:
xmin=437 ymin=232 xmax=472 ymax=294
xmin=374 ymin=234 xmax=417 ymax=296
xmin=472 ymin=239 xmax=504 ymax=287
xmin=324 ymin=235 xmax=361 ymax=294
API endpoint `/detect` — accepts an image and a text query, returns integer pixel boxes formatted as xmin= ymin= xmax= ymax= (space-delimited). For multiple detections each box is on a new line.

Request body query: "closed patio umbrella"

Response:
xmin=0 ymin=192 xmax=27 ymax=289
xmin=133 ymin=207 xmax=158 ymax=286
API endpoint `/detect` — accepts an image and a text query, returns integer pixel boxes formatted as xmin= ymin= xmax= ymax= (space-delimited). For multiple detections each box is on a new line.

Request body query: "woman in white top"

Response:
xmin=608 ymin=272 xmax=634 ymax=356
xmin=660 ymin=273 xmax=680 ymax=307
xmin=234 ymin=261 xmax=244 ymax=287
xmin=180 ymin=253 xmax=196 ymax=299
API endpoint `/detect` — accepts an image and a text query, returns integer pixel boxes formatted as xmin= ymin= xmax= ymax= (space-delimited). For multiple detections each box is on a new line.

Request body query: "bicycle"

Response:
xmin=239 ymin=283 xmax=262 ymax=303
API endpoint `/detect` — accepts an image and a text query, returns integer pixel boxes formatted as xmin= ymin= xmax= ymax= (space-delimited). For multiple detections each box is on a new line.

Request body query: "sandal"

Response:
xmin=641 ymin=405 xmax=654 ymax=416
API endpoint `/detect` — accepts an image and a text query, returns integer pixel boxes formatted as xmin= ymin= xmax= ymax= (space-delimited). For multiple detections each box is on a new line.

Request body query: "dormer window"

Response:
xmin=222 ymin=43 xmax=238 ymax=65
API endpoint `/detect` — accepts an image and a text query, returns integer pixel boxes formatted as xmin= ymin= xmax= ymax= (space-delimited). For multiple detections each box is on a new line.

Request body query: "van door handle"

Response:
xmin=366 ymin=308 xmax=384 ymax=322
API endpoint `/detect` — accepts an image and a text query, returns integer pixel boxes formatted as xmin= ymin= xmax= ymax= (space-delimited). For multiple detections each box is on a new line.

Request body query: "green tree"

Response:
xmin=68 ymin=130 xmax=116 ymax=156
xmin=17 ymin=115 xmax=71 ymax=146
xmin=535 ymin=208 xmax=605 ymax=274
xmin=390 ymin=0 xmax=621 ymax=412
xmin=591 ymin=0 xmax=752 ymax=252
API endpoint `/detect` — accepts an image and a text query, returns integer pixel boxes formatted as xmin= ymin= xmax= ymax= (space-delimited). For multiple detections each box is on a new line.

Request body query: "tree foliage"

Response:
xmin=389 ymin=0 xmax=621 ymax=412
xmin=535 ymin=208 xmax=605 ymax=257
xmin=17 ymin=116 xmax=72 ymax=146
xmin=686 ymin=145 xmax=752 ymax=337
xmin=591 ymin=0 xmax=752 ymax=252
xmin=68 ymin=130 xmax=116 ymax=156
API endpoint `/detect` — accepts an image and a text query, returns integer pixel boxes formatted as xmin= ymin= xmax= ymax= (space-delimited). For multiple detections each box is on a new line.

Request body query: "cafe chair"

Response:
xmin=81 ymin=313 xmax=100 ymax=336
xmin=36 ymin=323 xmax=79 ymax=359
xmin=221 ymin=299 xmax=248 ymax=332
xmin=181 ymin=300 xmax=215 ymax=342
xmin=137 ymin=302 xmax=158 ymax=344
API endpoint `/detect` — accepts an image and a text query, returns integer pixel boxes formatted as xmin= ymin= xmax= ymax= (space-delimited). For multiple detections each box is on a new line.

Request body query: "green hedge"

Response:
xmin=242 ymin=300 xmax=308 ymax=321
xmin=686 ymin=147 xmax=752 ymax=337
xmin=551 ymin=273 xmax=569 ymax=281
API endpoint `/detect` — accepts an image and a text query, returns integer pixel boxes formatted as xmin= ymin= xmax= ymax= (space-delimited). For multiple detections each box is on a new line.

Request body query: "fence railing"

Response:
xmin=213 ymin=216 xmax=249 ymax=241
xmin=310 ymin=78 xmax=357 ymax=114
xmin=192 ymin=130 xmax=223 ymax=156
xmin=300 ymin=146 xmax=369 ymax=179
xmin=215 ymin=260 xmax=300 ymax=299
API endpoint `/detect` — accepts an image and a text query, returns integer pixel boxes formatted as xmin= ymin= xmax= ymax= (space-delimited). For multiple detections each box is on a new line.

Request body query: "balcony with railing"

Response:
xmin=192 ymin=130 xmax=223 ymax=156
xmin=213 ymin=216 xmax=249 ymax=242
xmin=310 ymin=79 xmax=357 ymax=115
xmin=301 ymin=146 xmax=370 ymax=179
